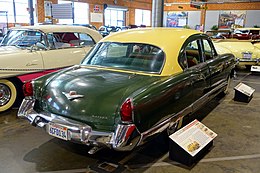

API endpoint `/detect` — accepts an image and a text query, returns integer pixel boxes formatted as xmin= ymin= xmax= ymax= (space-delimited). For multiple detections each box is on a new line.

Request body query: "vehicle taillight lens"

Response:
xmin=120 ymin=98 xmax=133 ymax=122
xmin=23 ymin=81 xmax=33 ymax=97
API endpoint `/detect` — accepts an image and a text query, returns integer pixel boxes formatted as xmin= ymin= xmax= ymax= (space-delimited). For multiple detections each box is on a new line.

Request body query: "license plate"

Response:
xmin=242 ymin=53 xmax=252 ymax=59
xmin=251 ymin=66 xmax=260 ymax=72
xmin=48 ymin=123 xmax=68 ymax=140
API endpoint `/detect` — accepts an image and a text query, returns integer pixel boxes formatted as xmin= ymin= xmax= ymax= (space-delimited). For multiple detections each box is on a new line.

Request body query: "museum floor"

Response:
xmin=0 ymin=68 xmax=260 ymax=173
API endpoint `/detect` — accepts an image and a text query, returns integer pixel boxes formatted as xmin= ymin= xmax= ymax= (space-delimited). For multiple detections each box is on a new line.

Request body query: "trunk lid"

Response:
xmin=38 ymin=67 xmax=160 ymax=131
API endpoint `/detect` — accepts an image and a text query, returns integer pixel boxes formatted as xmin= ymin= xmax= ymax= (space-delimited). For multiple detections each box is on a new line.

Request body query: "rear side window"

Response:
xmin=185 ymin=40 xmax=201 ymax=67
xmin=79 ymin=33 xmax=95 ymax=46
xmin=202 ymin=39 xmax=214 ymax=61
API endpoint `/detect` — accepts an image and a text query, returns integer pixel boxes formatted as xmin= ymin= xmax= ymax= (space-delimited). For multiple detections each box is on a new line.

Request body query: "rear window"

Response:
xmin=81 ymin=42 xmax=165 ymax=74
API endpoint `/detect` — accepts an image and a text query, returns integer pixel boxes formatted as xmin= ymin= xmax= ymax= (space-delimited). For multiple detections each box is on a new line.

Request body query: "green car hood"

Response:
xmin=36 ymin=66 xmax=161 ymax=131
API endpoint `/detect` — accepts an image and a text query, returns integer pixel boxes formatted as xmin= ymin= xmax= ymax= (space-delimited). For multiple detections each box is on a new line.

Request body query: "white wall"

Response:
xmin=205 ymin=11 xmax=219 ymax=31
xmin=188 ymin=11 xmax=201 ymax=29
xmin=245 ymin=10 xmax=260 ymax=27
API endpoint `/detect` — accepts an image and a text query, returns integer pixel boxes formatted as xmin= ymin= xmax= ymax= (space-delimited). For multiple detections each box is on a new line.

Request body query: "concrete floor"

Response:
xmin=0 ymin=69 xmax=260 ymax=173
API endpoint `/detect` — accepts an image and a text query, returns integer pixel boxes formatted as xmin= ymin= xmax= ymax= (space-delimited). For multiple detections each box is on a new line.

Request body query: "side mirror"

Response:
xmin=36 ymin=42 xmax=47 ymax=50
xmin=30 ymin=42 xmax=47 ymax=52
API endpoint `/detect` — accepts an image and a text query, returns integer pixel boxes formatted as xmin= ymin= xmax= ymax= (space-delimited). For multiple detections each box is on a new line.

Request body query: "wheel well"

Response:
xmin=7 ymin=77 xmax=24 ymax=91
xmin=230 ymin=68 xmax=235 ymax=78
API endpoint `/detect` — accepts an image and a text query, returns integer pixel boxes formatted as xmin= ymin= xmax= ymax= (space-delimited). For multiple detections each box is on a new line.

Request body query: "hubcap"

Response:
xmin=0 ymin=84 xmax=11 ymax=106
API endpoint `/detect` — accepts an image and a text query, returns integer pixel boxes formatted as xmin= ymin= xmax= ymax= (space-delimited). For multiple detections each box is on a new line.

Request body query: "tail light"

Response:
xmin=23 ymin=81 xmax=33 ymax=97
xmin=120 ymin=98 xmax=133 ymax=122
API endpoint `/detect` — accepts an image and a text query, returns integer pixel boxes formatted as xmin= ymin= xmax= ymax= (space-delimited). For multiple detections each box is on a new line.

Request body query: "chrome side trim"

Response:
xmin=18 ymin=98 xmax=141 ymax=151
xmin=137 ymin=79 xmax=227 ymax=146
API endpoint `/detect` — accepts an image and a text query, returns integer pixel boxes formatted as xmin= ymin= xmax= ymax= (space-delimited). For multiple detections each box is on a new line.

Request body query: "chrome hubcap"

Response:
xmin=0 ymin=84 xmax=11 ymax=106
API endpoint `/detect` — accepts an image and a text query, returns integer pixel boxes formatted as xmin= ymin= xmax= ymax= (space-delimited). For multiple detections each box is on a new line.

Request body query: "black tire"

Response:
xmin=245 ymin=65 xmax=251 ymax=70
xmin=218 ymin=75 xmax=231 ymax=98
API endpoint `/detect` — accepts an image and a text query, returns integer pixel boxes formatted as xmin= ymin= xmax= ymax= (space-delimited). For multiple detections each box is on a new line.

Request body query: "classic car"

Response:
xmin=18 ymin=28 xmax=236 ymax=154
xmin=0 ymin=25 xmax=103 ymax=112
xmin=206 ymin=28 xmax=260 ymax=40
xmin=205 ymin=29 xmax=232 ymax=39
xmin=214 ymin=39 xmax=260 ymax=69
xmin=98 ymin=26 xmax=122 ymax=37
xmin=232 ymin=28 xmax=260 ymax=40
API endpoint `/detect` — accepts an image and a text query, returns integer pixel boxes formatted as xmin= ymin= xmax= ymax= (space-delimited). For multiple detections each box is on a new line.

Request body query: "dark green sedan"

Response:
xmin=18 ymin=28 xmax=236 ymax=154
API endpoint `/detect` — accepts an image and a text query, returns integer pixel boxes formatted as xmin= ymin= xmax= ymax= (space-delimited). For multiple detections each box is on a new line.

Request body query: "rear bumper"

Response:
xmin=18 ymin=98 xmax=141 ymax=151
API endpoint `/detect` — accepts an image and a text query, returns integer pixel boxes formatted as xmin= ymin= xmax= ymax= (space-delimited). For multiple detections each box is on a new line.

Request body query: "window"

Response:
xmin=74 ymin=2 xmax=89 ymax=24
xmin=202 ymin=39 xmax=214 ymax=61
xmin=135 ymin=9 xmax=151 ymax=26
xmin=0 ymin=0 xmax=15 ymax=23
xmin=58 ymin=1 xmax=89 ymax=24
xmin=48 ymin=32 xmax=79 ymax=49
xmin=47 ymin=32 xmax=95 ymax=49
xmin=15 ymin=0 xmax=29 ymax=23
xmin=0 ymin=0 xmax=31 ymax=24
xmin=79 ymin=33 xmax=95 ymax=46
xmin=184 ymin=40 xmax=201 ymax=67
xmin=1 ymin=30 xmax=43 ymax=47
xmin=104 ymin=9 xmax=125 ymax=27
xmin=82 ymin=42 xmax=165 ymax=73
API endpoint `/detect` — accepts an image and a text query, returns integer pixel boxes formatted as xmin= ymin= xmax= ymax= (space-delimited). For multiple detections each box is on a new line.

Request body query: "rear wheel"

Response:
xmin=245 ymin=65 xmax=251 ymax=70
xmin=0 ymin=79 xmax=18 ymax=112
xmin=218 ymin=75 xmax=231 ymax=98
xmin=223 ymin=75 xmax=231 ymax=95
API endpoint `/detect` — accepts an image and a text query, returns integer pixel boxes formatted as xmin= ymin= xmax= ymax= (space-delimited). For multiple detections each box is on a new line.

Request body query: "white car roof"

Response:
xmin=11 ymin=25 xmax=96 ymax=34
xmin=10 ymin=24 xmax=103 ymax=42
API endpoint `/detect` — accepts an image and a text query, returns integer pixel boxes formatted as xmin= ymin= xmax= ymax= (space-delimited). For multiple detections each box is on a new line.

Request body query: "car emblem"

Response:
xmin=62 ymin=91 xmax=84 ymax=101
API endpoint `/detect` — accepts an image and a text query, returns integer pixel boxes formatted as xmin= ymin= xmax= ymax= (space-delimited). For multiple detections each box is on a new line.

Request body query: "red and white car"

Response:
xmin=0 ymin=25 xmax=102 ymax=112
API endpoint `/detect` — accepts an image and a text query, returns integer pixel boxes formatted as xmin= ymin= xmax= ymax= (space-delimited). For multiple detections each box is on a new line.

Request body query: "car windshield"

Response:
xmin=81 ymin=42 xmax=165 ymax=74
xmin=0 ymin=29 xmax=43 ymax=47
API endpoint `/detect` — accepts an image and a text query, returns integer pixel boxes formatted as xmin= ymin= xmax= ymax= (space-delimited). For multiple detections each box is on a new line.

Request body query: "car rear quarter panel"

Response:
xmin=132 ymin=72 xmax=194 ymax=133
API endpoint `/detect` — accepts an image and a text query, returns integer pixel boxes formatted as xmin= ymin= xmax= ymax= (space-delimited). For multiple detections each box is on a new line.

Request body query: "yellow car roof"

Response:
xmin=101 ymin=27 xmax=202 ymax=76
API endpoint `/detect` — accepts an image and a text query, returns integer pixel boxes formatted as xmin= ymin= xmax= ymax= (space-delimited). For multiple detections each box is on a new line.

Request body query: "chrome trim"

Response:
xmin=18 ymin=98 xmax=141 ymax=151
xmin=137 ymin=79 xmax=227 ymax=146
xmin=238 ymin=57 xmax=260 ymax=63
xmin=0 ymin=83 xmax=11 ymax=106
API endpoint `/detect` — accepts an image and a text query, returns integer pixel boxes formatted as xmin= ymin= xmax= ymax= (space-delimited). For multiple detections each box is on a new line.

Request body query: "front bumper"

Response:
xmin=237 ymin=58 xmax=260 ymax=65
xmin=18 ymin=98 xmax=141 ymax=151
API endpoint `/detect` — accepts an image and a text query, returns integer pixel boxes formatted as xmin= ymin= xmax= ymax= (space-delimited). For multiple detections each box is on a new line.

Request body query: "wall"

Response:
xmin=36 ymin=0 xmax=152 ymax=29
xmin=164 ymin=1 xmax=260 ymax=31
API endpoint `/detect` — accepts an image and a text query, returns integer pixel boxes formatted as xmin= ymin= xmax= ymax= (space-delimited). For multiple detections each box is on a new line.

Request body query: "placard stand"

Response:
xmin=169 ymin=139 xmax=213 ymax=167
xmin=234 ymin=83 xmax=255 ymax=103
xmin=169 ymin=120 xmax=217 ymax=167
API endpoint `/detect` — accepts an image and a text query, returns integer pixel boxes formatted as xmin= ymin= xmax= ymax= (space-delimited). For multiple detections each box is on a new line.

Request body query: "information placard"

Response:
xmin=234 ymin=83 xmax=255 ymax=97
xmin=169 ymin=119 xmax=217 ymax=157
xmin=90 ymin=13 xmax=103 ymax=23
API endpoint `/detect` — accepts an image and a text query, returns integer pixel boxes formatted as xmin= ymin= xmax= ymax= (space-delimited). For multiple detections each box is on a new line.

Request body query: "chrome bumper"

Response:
xmin=238 ymin=58 xmax=260 ymax=63
xmin=18 ymin=98 xmax=141 ymax=151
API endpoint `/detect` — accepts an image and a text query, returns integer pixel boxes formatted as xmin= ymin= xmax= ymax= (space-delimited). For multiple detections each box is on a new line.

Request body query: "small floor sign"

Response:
xmin=169 ymin=119 xmax=217 ymax=157
xmin=169 ymin=119 xmax=217 ymax=166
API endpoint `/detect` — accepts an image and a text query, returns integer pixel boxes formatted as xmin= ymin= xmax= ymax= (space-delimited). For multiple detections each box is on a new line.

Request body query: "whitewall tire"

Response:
xmin=0 ymin=79 xmax=18 ymax=112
